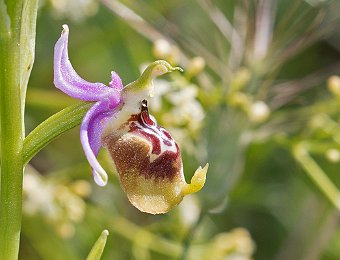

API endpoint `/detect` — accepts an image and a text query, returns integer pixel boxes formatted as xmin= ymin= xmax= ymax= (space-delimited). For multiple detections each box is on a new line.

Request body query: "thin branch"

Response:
xmin=253 ymin=0 xmax=277 ymax=60
xmin=293 ymin=143 xmax=340 ymax=210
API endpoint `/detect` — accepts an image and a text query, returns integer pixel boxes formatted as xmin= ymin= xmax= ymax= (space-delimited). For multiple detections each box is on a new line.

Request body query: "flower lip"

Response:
xmin=102 ymin=98 xmax=209 ymax=214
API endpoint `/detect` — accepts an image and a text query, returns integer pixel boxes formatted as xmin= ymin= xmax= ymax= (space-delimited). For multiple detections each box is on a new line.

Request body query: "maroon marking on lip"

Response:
xmin=125 ymin=102 xmax=177 ymax=156
xmin=128 ymin=119 xmax=163 ymax=155
xmin=141 ymin=110 xmax=155 ymax=126
xmin=107 ymin=135 xmax=182 ymax=181
xmin=163 ymin=140 xmax=172 ymax=146
xmin=108 ymin=99 xmax=181 ymax=180
xmin=135 ymin=129 xmax=162 ymax=155
xmin=128 ymin=114 xmax=139 ymax=122
xmin=106 ymin=100 xmax=182 ymax=181
xmin=162 ymin=129 xmax=172 ymax=139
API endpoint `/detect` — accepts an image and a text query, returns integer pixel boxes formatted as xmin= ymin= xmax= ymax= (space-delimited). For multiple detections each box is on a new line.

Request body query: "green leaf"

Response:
xmin=23 ymin=102 xmax=93 ymax=165
xmin=0 ymin=1 xmax=10 ymax=35
xmin=20 ymin=0 xmax=38 ymax=112
xmin=86 ymin=230 xmax=109 ymax=260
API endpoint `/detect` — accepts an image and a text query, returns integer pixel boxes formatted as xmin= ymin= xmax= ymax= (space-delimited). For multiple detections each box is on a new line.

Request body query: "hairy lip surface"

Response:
xmin=108 ymin=135 xmax=181 ymax=181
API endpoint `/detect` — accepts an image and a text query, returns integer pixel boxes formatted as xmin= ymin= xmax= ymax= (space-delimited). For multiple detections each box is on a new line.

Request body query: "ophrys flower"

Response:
xmin=53 ymin=25 xmax=208 ymax=214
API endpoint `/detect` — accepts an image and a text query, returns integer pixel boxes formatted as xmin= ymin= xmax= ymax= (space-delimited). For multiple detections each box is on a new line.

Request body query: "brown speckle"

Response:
xmin=106 ymin=135 xmax=181 ymax=181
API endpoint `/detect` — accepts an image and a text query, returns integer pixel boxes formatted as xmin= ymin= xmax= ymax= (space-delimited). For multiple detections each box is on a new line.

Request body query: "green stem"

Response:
xmin=0 ymin=1 xmax=24 ymax=259
xmin=108 ymin=215 xmax=181 ymax=257
xmin=293 ymin=143 xmax=340 ymax=210
xmin=0 ymin=0 xmax=38 ymax=258
xmin=23 ymin=102 xmax=93 ymax=166
xmin=179 ymin=211 xmax=206 ymax=260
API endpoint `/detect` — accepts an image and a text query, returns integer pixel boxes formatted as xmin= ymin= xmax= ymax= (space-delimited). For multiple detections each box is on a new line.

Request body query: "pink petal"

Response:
xmin=80 ymin=100 xmax=114 ymax=186
xmin=109 ymin=71 xmax=124 ymax=92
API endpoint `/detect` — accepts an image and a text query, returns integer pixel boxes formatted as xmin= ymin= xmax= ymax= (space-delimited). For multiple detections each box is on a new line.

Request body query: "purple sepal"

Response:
xmin=54 ymin=24 xmax=117 ymax=102
xmin=110 ymin=71 xmax=124 ymax=92
xmin=80 ymin=100 xmax=115 ymax=186
xmin=54 ymin=24 xmax=125 ymax=186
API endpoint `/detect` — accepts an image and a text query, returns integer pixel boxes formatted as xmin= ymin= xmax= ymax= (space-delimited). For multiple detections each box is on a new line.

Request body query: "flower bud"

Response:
xmin=153 ymin=39 xmax=172 ymax=59
xmin=186 ymin=56 xmax=205 ymax=77
xmin=103 ymin=100 xmax=208 ymax=214
xmin=326 ymin=149 xmax=340 ymax=163
xmin=153 ymin=39 xmax=180 ymax=65
xmin=229 ymin=67 xmax=251 ymax=92
xmin=248 ymin=101 xmax=270 ymax=123
xmin=328 ymin=75 xmax=340 ymax=97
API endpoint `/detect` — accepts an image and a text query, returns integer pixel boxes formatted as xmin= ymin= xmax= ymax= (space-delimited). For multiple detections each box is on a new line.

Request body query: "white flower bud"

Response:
xmin=328 ymin=75 xmax=340 ymax=97
xmin=248 ymin=101 xmax=270 ymax=123
xmin=326 ymin=149 xmax=340 ymax=163
xmin=230 ymin=68 xmax=251 ymax=92
xmin=187 ymin=56 xmax=205 ymax=76
xmin=153 ymin=39 xmax=172 ymax=59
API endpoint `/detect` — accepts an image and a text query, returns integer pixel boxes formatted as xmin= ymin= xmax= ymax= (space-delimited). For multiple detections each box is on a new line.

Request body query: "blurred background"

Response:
xmin=22 ymin=0 xmax=340 ymax=259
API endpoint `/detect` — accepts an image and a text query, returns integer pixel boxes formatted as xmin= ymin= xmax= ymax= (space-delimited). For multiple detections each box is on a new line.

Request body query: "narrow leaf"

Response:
xmin=23 ymin=102 xmax=93 ymax=165
xmin=86 ymin=230 xmax=109 ymax=260
xmin=20 ymin=0 xmax=38 ymax=106
xmin=0 ymin=1 xmax=10 ymax=35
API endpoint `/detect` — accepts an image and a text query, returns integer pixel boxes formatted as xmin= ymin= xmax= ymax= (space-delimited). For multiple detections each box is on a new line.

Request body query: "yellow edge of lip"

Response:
xmin=182 ymin=163 xmax=209 ymax=195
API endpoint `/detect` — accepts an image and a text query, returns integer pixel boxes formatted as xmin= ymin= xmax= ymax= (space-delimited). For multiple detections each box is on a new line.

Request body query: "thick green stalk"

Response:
xmin=0 ymin=1 xmax=24 ymax=259
xmin=0 ymin=0 xmax=37 ymax=258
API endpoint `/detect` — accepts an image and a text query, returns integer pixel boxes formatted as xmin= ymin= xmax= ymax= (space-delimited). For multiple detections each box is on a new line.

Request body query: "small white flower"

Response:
xmin=326 ymin=149 xmax=340 ymax=163
xmin=148 ymin=79 xmax=171 ymax=112
xmin=23 ymin=166 xmax=89 ymax=237
xmin=248 ymin=101 xmax=270 ymax=123
xmin=153 ymin=39 xmax=172 ymax=59
xmin=178 ymin=196 xmax=200 ymax=227
xmin=328 ymin=75 xmax=340 ymax=97
xmin=49 ymin=0 xmax=98 ymax=21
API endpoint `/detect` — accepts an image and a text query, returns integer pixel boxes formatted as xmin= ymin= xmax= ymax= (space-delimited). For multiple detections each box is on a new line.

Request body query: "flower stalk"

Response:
xmin=293 ymin=143 xmax=340 ymax=210
xmin=0 ymin=0 xmax=38 ymax=259
xmin=0 ymin=5 xmax=24 ymax=260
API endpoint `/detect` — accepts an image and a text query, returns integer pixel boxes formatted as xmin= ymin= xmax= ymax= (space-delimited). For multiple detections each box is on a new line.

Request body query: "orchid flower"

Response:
xmin=54 ymin=25 xmax=208 ymax=214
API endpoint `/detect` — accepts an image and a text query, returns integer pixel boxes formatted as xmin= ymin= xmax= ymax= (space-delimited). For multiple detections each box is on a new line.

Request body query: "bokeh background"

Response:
xmin=22 ymin=0 xmax=340 ymax=259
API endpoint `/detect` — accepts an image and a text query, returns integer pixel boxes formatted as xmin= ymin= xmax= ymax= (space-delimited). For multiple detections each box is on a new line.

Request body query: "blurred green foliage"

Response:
xmin=21 ymin=0 xmax=340 ymax=259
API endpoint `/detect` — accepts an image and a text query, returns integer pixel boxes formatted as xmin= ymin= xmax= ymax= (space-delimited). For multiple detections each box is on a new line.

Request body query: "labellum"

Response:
xmin=53 ymin=25 xmax=208 ymax=214
xmin=103 ymin=100 xmax=207 ymax=214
